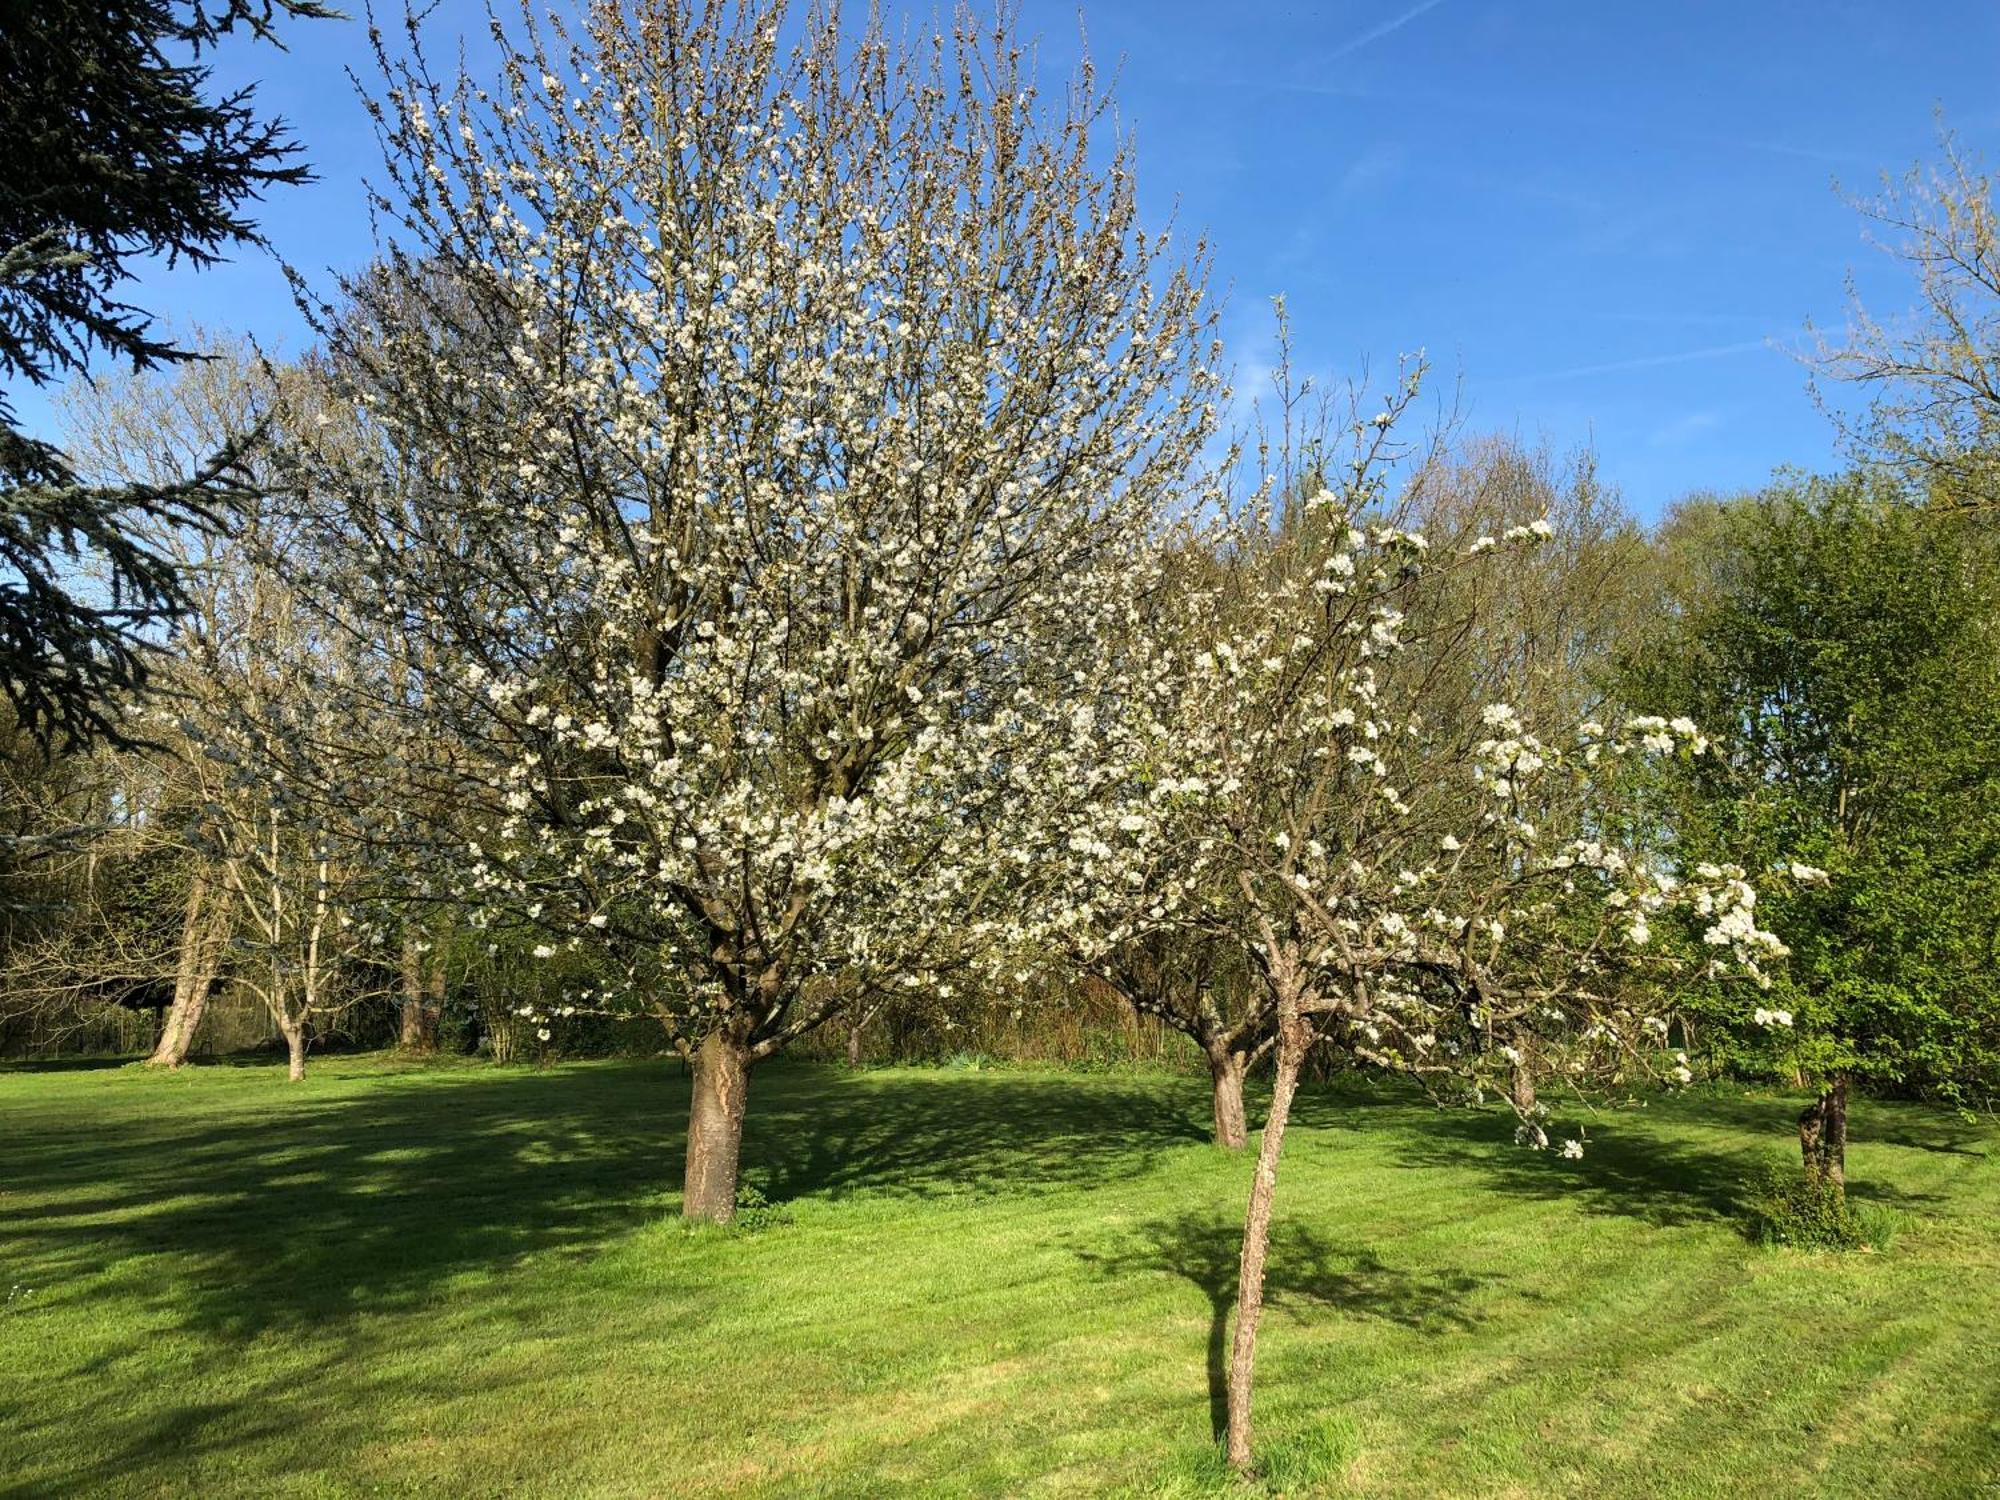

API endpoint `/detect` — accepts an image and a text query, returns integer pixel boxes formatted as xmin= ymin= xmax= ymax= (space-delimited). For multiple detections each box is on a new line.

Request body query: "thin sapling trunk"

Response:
xmin=1225 ymin=1005 xmax=1311 ymax=1473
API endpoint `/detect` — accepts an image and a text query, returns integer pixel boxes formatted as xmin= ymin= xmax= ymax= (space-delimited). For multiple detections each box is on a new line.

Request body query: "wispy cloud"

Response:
xmin=1339 ymin=142 xmax=1408 ymax=197
xmin=1502 ymin=339 xmax=1772 ymax=385
xmin=1325 ymin=0 xmax=1452 ymax=64
xmin=1648 ymin=409 xmax=1726 ymax=448
xmin=1598 ymin=310 xmax=1771 ymax=329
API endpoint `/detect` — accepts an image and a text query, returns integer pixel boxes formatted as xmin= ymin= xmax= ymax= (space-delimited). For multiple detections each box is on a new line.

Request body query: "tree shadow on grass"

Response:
xmin=1366 ymin=1103 xmax=1762 ymax=1230
xmin=1077 ymin=1210 xmax=1489 ymax=1441
xmin=1844 ymin=1179 xmax=1950 ymax=1210
xmin=1 ymin=1061 xmax=1210 ymax=1347
xmin=1863 ymin=1119 xmax=1992 ymax=1157
xmin=746 ymin=1067 xmax=1208 ymax=1206
xmin=0 ymin=1329 xmax=550 ymax=1500
xmin=1349 ymin=1086 xmax=1995 ymax=1237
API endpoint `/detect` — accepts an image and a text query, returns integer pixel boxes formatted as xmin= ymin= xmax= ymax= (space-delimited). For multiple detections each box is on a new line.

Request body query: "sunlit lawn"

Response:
xmin=2 ymin=1055 xmax=1996 ymax=1497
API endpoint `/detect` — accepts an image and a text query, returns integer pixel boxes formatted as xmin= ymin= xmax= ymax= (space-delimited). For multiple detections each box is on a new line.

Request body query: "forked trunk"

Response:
xmin=683 ymin=1031 xmax=751 ymax=1222
xmin=148 ymin=983 xmax=209 ymax=1070
xmin=284 ymin=1025 xmax=308 ymax=1082
xmin=844 ymin=1001 xmax=886 ymax=1069
xmin=1209 ymin=1045 xmax=1249 ymax=1150
xmin=1226 ymin=1009 xmax=1311 ymax=1473
xmin=1798 ymin=1073 xmax=1849 ymax=1189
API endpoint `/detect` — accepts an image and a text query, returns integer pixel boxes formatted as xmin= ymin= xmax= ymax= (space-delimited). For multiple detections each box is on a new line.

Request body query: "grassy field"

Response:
xmin=2 ymin=1056 xmax=1996 ymax=1498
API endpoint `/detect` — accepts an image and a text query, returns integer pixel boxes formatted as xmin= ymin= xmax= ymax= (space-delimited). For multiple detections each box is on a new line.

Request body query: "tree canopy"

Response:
xmin=1630 ymin=475 xmax=2000 ymax=1175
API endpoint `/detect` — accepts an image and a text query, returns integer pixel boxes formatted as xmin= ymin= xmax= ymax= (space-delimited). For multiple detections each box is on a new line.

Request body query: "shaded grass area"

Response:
xmin=2 ymin=1057 xmax=1997 ymax=1497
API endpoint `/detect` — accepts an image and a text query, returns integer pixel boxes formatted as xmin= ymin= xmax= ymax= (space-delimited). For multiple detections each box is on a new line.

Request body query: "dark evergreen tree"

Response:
xmin=0 ymin=0 xmax=332 ymax=748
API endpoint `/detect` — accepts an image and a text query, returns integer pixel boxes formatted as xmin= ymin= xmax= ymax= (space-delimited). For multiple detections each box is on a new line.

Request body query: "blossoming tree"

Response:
xmin=1052 ymin=365 xmax=1788 ymax=1472
xmin=277 ymin=0 xmax=1219 ymax=1217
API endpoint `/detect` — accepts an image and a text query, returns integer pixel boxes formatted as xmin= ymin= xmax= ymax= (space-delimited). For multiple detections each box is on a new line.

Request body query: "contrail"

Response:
xmin=1325 ymin=0 xmax=1452 ymax=63
xmin=1509 ymin=339 xmax=1773 ymax=384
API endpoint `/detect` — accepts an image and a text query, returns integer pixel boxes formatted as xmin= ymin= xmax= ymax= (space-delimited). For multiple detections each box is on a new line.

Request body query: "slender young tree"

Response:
xmin=1056 ymin=360 xmax=1785 ymax=1474
xmin=276 ymin=0 xmax=1219 ymax=1218
xmin=167 ymin=536 xmax=392 ymax=1081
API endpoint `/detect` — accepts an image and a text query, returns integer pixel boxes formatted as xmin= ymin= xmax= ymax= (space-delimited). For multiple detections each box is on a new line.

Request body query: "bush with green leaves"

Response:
xmin=1630 ymin=474 xmax=2000 ymax=1185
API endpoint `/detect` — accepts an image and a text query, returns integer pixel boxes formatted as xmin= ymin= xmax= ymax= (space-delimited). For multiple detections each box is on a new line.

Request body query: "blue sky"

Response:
xmin=32 ymin=0 xmax=2000 ymax=520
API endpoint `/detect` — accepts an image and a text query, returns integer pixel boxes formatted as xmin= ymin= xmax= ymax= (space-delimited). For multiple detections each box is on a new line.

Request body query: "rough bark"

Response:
xmin=398 ymin=999 xmax=432 ymax=1051
xmin=846 ymin=1022 xmax=865 ymax=1068
xmin=1209 ymin=1045 xmax=1249 ymax=1150
xmin=397 ymin=934 xmax=441 ymax=1052
xmin=1225 ymin=1007 xmax=1310 ymax=1473
xmin=683 ymin=1030 xmax=751 ymax=1222
xmin=147 ymin=871 xmax=229 ymax=1068
xmin=283 ymin=1024 xmax=307 ymax=1082
xmin=1799 ymin=1073 xmax=1849 ymax=1188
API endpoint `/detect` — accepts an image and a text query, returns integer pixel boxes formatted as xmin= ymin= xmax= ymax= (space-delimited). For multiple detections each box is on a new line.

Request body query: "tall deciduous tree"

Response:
xmin=1811 ymin=127 xmax=2000 ymax=513
xmin=0 ymin=0 xmax=331 ymax=748
xmin=1629 ymin=476 xmax=2000 ymax=1190
xmin=278 ymin=0 xmax=1218 ymax=1218
xmin=58 ymin=344 xmax=407 ymax=1078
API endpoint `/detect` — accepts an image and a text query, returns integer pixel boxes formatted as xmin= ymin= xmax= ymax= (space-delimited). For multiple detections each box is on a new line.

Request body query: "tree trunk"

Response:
xmin=283 ymin=1024 xmax=308 ymax=1082
xmin=1226 ymin=1008 xmax=1311 ymax=1473
xmin=1209 ymin=1045 xmax=1249 ymax=1150
xmin=1798 ymin=1073 xmax=1849 ymax=1189
xmin=683 ymin=1031 xmax=751 ymax=1222
xmin=1825 ymin=1073 xmax=1848 ymax=1187
xmin=1509 ymin=1036 xmax=1537 ymax=1117
xmin=844 ymin=1001 xmax=886 ymax=1069
xmin=397 ymin=934 xmax=440 ymax=1052
xmin=147 ymin=871 xmax=228 ymax=1068
xmin=1798 ymin=1093 xmax=1824 ymax=1174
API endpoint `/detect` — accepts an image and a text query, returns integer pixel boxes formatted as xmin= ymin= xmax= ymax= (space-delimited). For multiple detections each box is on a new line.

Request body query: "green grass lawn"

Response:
xmin=2 ymin=1056 xmax=1997 ymax=1498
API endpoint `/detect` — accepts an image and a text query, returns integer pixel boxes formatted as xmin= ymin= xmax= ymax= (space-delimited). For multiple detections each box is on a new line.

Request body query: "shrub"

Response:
xmin=731 ymin=1181 xmax=792 ymax=1232
xmin=1745 ymin=1160 xmax=1896 ymax=1250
